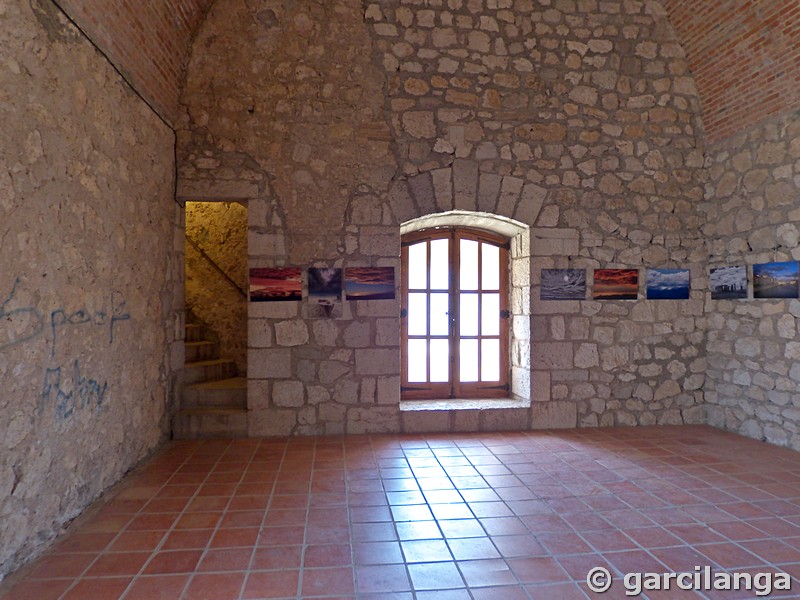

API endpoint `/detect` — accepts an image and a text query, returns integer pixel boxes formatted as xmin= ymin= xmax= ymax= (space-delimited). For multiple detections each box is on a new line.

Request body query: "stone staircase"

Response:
xmin=172 ymin=321 xmax=248 ymax=439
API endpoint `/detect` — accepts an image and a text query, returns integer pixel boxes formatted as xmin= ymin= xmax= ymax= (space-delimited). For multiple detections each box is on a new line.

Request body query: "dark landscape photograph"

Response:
xmin=710 ymin=265 xmax=748 ymax=299
xmin=753 ymin=261 xmax=799 ymax=299
xmin=646 ymin=268 xmax=690 ymax=300
xmin=540 ymin=269 xmax=586 ymax=300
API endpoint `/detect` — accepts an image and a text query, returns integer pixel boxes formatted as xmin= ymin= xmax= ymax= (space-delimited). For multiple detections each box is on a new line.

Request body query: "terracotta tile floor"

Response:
xmin=3 ymin=425 xmax=800 ymax=599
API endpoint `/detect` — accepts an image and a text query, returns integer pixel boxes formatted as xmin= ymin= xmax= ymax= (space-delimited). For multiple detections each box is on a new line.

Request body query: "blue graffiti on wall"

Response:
xmin=0 ymin=277 xmax=45 ymax=351
xmin=41 ymin=360 xmax=109 ymax=421
xmin=49 ymin=290 xmax=130 ymax=357
xmin=1 ymin=278 xmax=131 ymax=422
xmin=0 ymin=278 xmax=131 ymax=356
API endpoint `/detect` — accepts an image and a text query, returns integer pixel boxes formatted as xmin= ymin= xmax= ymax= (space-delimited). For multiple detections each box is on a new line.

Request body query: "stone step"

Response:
xmin=185 ymin=323 xmax=204 ymax=342
xmin=183 ymin=377 xmax=247 ymax=409
xmin=172 ymin=407 xmax=248 ymax=439
xmin=185 ymin=340 xmax=220 ymax=363
xmin=184 ymin=359 xmax=237 ymax=385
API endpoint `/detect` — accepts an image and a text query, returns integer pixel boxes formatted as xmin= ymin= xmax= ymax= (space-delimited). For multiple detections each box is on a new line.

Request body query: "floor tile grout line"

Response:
xmin=54 ymin=440 xmax=205 ymax=600
xmin=146 ymin=440 xmax=239 ymax=600
xmin=171 ymin=439 xmax=238 ymax=600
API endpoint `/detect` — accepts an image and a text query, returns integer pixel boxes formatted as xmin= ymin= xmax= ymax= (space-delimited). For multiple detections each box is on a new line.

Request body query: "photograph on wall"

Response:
xmin=249 ymin=267 xmax=302 ymax=302
xmin=753 ymin=261 xmax=800 ymax=299
xmin=646 ymin=268 xmax=690 ymax=300
xmin=592 ymin=269 xmax=639 ymax=300
xmin=345 ymin=267 xmax=395 ymax=300
xmin=540 ymin=269 xmax=586 ymax=300
xmin=710 ymin=265 xmax=748 ymax=299
xmin=306 ymin=267 xmax=343 ymax=317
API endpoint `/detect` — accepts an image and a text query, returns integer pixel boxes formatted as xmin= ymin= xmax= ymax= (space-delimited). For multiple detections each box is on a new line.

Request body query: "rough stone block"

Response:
xmin=376 ymin=318 xmax=400 ymax=346
xmin=249 ymin=232 xmax=287 ymax=257
xmin=532 ymin=343 xmax=574 ymax=369
xmin=248 ymin=319 xmax=273 ymax=348
xmin=344 ymin=321 xmax=371 ymax=348
xmin=531 ymin=401 xmax=578 ymax=429
xmin=514 ymin=183 xmax=546 ymax=224
xmin=248 ymin=349 xmax=291 ymax=379
xmin=319 ymin=361 xmax=351 ymax=384
xmin=247 ymin=380 xmax=270 ymax=410
xmin=356 ymin=299 xmax=400 ymax=318
xmin=356 ymin=349 xmax=400 ymax=375
xmin=388 ymin=180 xmax=417 ymax=223
xmin=334 ymin=379 xmax=360 ymax=404
xmin=477 ymin=172 xmax=502 ymax=213
xmin=476 ymin=408 xmax=527 ymax=431
xmin=178 ymin=179 xmax=260 ymax=201
xmin=512 ymin=367 xmax=532 ymax=401
xmin=248 ymin=408 xmax=297 ymax=437
xmin=442 ymin=408 xmax=477 ymax=432
xmin=275 ymin=320 xmax=309 ymax=347
xmin=530 ymin=370 xmax=550 ymax=402
xmin=402 ymin=410 xmax=451 ymax=433
xmin=452 ymin=159 xmax=479 ymax=210
xmin=312 ymin=320 xmax=340 ymax=346
xmin=497 ymin=176 xmax=524 ymax=217
xmin=250 ymin=301 xmax=298 ymax=319
xmin=377 ymin=376 xmax=400 ymax=404
xmin=408 ymin=172 xmax=436 ymax=216
xmin=347 ymin=407 xmax=401 ymax=434
xmin=431 ymin=167 xmax=454 ymax=211
xmin=273 ymin=380 xmax=305 ymax=407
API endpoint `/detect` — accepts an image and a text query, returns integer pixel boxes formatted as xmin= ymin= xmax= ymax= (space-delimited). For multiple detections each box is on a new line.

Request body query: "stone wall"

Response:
xmin=185 ymin=202 xmax=248 ymax=373
xmin=702 ymin=112 xmax=800 ymax=451
xmin=0 ymin=0 xmax=181 ymax=577
xmin=178 ymin=0 xmax=708 ymax=435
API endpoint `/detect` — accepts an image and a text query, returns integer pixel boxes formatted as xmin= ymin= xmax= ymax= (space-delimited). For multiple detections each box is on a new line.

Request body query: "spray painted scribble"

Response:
xmin=0 ymin=277 xmax=45 ymax=351
xmin=1 ymin=278 xmax=130 ymax=422
xmin=41 ymin=359 xmax=109 ymax=421
xmin=0 ymin=278 xmax=131 ymax=355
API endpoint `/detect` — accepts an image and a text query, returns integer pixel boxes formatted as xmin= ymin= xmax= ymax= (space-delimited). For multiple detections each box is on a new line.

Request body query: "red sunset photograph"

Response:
xmin=593 ymin=268 xmax=639 ymax=300
xmin=249 ymin=267 xmax=302 ymax=302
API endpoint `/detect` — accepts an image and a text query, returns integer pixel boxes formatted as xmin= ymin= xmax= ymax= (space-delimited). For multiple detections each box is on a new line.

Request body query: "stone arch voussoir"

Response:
xmin=389 ymin=160 xmax=549 ymax=226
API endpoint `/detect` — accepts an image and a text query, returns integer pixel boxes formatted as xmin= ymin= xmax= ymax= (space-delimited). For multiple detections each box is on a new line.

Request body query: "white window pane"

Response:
xmin=460 ymin=239 xmax=479 ymax=291
xmin=481 ymin=339 xmax=500 ymax=382
xmin=430 ymin=339 xmax=449 ymax=382
xmin=481 ymin=293 xmax=500 ymax=336
xmin=408 ymin=293 xmax=427 ymax=336
xmin=482 ymin=243 xmax=500 ymax=291
xmin=460 ymin=294 xmax=479 ymax=337
xmin=408 ymin=339 xmax=427 ymax=382
xmin=430 ymin=293 xmax=450 ymax=336
xmin=430 ymin=238 xmax=449 ymax=290
xmin=408 ymin=242 xmax=427 ymax=290
xmin=460 ymin=339 xmax=479 ymax=383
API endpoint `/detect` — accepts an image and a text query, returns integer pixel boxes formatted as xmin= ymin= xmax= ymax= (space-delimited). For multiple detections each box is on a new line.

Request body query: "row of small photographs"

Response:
xmin=540 ymin=261 xmax=800 ymax=301
xmin=249 ymin=267 xmax=396 ymax=302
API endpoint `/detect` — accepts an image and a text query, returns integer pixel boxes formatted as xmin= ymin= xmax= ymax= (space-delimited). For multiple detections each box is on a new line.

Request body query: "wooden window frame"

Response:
xmin=401 ymin=226 xmax=510 ymax=400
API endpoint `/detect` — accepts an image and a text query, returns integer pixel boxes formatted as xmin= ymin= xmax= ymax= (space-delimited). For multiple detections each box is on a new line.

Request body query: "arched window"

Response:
xmin=401 ymin=226 xmax=510 ymax=399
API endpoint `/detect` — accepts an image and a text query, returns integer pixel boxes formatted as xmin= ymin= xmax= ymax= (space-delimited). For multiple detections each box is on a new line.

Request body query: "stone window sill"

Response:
xmin=399 ymin=398 xmax=531 ymax=411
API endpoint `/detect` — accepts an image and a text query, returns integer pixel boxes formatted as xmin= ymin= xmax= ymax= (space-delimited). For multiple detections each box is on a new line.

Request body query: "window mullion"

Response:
xmin=450 ymin=229 xmax=458 ymax=398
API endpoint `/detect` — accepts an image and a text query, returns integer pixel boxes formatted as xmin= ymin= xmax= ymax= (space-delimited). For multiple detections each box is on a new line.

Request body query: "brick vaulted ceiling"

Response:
xmin=54 ymin=0 xmax=800 ymax=144
xmin=54 ymin=0 xmax=215 ymax=124
xmin=661 ymin=0 xmax=800 ymax=144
